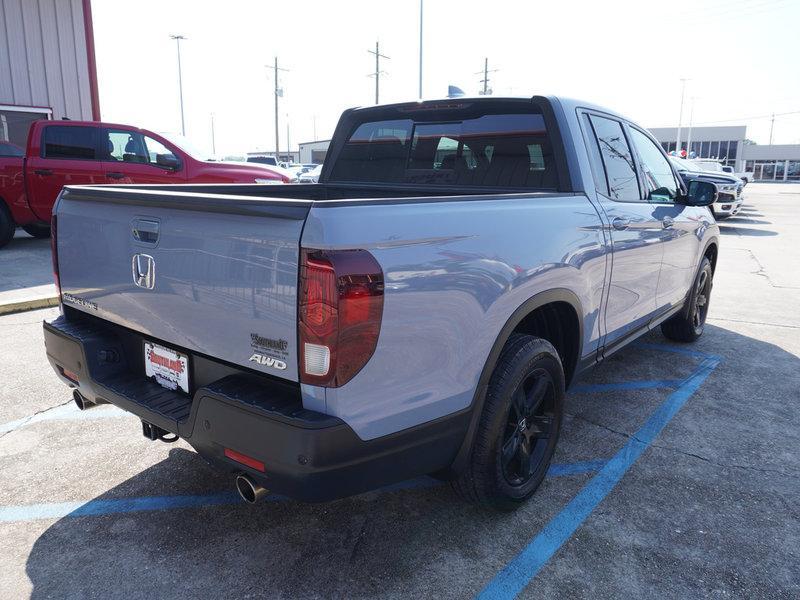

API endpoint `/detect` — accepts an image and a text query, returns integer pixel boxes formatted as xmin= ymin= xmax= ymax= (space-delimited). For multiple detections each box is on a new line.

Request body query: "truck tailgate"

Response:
xmin=55 ymin=186 xmax=311 ymax=382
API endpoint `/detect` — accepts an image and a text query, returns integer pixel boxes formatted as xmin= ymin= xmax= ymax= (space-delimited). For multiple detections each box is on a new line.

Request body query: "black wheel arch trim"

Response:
xmin=445 ymin=288 xmax=585 ymax=477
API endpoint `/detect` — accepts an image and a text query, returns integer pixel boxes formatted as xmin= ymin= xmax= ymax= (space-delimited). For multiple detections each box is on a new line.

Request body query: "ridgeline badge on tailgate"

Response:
xmin=249 ymin=333 xmax=289 ymax=371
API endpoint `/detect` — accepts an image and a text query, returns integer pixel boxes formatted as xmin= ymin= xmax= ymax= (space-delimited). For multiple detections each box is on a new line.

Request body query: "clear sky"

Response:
xmin=92 ymin=0 xmax=800 ymax=158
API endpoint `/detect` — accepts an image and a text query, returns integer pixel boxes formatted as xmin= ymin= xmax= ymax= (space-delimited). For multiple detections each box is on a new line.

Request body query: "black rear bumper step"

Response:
xmin=42 ymin=312 xmax=470 ymax=502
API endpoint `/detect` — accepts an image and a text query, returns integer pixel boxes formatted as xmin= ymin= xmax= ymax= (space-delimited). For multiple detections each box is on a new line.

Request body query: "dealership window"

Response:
xmin=0 ymin=105 xmax=51 ymax=151
xmin=787 ymin=161 xmax=800 ymax=181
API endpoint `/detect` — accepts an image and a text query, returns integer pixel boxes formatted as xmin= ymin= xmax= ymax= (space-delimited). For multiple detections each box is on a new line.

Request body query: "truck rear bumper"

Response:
xmin=43 ymin=309 xmax=469 ymax=502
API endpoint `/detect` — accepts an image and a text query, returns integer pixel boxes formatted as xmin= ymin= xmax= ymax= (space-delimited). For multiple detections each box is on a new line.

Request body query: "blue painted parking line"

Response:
xmin=0 ymin=461 xmax=606 ymax=523
xmin=477 ymin=353 xmax=721 ymax=600
xmin=0 ymin=403 xmax=129 ymax=434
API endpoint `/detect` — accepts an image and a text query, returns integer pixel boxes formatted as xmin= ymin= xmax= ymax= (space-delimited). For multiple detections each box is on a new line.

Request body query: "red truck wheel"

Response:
xmin=0 ymin=203 xmax=15 ymax=249
xmin=21 ymin=223 xmax=51 ymax=239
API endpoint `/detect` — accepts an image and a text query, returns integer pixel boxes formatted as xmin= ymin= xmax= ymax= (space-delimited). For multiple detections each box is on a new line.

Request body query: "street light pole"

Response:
xmin=210 ymin=113 xmax=216 ymax=157
xmin=686 ymin=97 xmax=696 ymax=157
xmin=170 ymin=35 xmax=187 ymax=136
xmin=675 ymin=78 xmax=689 ymax=155
xmin=418 ymin=0 xmax=423 ymax=98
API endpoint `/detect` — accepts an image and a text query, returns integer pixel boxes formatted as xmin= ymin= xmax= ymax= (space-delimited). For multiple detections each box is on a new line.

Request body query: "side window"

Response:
xmin=628 ymin=127 xmax=679 ymax=203
xmin=144 ymin=136 xmax=178 ymax=166
xmin=580 ymin=113 xmax=608 ymax=196
xmin=42 ymin=126 xmax=97 ymax=160
xmin=105 ymin=130 xmax=148 ymax=163
xmin=589 ymin=115 xmax=640 ymax=201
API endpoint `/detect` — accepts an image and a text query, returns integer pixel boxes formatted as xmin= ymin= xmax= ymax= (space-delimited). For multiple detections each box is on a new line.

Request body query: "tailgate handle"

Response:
xmin=132 ymin=219 xmax=160 ymax=244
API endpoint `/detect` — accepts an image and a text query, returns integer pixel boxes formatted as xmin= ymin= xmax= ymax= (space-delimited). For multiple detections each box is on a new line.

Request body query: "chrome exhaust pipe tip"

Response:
xmin=235 ymin=474 xmax=268 ymax=504
xmin=73 ymin=390 xmax=94 ymax=411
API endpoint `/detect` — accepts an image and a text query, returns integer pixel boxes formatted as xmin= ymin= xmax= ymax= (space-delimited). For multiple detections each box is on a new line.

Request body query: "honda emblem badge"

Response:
xmin=132 ymin=253 xmax=155 ymax=289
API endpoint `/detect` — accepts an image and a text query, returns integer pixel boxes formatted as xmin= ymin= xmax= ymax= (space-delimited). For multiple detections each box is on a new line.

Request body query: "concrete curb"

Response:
xmin=0 ymin=294 xmax=59 ymax=315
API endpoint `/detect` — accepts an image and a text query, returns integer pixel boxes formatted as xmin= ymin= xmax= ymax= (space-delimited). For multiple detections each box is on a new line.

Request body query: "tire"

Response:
xmin=451 ymin=334 xmax=565 ymax=510
xmin=0 ymin=202 xmax=15 ymax=249
xmin=21 ymin=223 xmax=51 ymax=238
xmin=661 ymin=257 xmax=713 ymax=343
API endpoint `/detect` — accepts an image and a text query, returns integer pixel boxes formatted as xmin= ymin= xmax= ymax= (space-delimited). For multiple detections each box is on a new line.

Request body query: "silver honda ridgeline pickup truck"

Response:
xmin=43 ymin=96 xmax=720 ymax=510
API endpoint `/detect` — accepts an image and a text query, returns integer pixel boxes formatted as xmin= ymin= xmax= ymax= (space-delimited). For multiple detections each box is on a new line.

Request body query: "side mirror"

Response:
xmin=684 ymin=180 xmax=717 ymax=206
xmin=156 ymin=153 xmax=180 ymax=170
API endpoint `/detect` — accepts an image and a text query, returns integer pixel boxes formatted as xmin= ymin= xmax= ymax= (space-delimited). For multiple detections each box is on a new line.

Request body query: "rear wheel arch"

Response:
xmin=446 ymin=288 xmax=584 ymax=476
xmin=703 ymin=240 xmax=719 ymax=273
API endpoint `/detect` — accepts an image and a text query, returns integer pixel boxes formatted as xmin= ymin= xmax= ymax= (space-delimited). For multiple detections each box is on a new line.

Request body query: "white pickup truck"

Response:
xmin=721 ymin=165 xmax=754 ymax=185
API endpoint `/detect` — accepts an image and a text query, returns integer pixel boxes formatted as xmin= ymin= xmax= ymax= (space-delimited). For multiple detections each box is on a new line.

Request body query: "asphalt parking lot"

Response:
xmin=0 ymin=184 xmax=798 ymax=599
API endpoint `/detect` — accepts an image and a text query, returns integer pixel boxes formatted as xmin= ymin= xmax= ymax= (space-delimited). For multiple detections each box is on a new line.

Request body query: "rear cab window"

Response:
xmin=42 ymin=126 xmax=98 ymax=160
xmin=328 ymin=102 xmax=559 ymax=190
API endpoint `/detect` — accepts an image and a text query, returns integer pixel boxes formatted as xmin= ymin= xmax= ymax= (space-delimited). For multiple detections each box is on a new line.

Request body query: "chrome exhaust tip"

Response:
xmin=73 ymin=390 xmax=95 ymax=411
xmin=235 ymin=474 xmax=269 ymax=504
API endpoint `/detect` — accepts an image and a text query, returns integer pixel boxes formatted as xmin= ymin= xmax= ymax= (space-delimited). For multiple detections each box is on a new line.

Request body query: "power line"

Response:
xmin=367 ymin=41 xmax=390 ymax=104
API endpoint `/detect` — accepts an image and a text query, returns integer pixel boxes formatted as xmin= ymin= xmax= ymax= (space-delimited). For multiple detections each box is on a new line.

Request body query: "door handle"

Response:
xmin=34 ymin=169 xmax=53 ymax=176
xmin=662 ymin=216 xmax=675 ymax=229
xmin=106 ymin=172 xmax=125 ymax=180
xmin=611 ymin=217 xmax=630 ymax=231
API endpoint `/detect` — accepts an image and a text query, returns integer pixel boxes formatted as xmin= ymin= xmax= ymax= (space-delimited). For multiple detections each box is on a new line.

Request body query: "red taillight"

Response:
xmin=50 ymin=214 xmax=61 ymax=298
xmin=299 ymin=248 xmax=384 ymax=387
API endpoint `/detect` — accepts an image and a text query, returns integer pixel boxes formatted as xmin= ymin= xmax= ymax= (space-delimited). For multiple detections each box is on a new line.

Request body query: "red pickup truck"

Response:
xmin=0 ymin=120 xmax=289 ymax=248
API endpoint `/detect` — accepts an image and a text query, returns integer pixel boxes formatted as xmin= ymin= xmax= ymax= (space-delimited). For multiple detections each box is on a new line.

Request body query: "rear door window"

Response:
xmin=42 ymin=126 xmax=97 ymax=160
xmin=329 ymin=108 xmax=558 ymax=189
xmin=588 ymin=115 xmax=640 ymax=201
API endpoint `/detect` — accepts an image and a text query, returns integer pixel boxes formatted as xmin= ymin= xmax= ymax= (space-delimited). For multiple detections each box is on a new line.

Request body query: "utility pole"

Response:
xmin=475 ymin=58 xmax=498 ymax=95
xmin=210 ymin=113 xmax=216 ymax=157
xmin=270 ymin=58 xmax=289 ymax=160
xmin=675 ymin=78 xmax=689 ymax=155
xmin=312 ymin=115 xmax=317 ymax=140
xmin=286 ymin=114 xmax=290 ymax=161
xmin=418 ymin=0 xmax=424 ymax=98
xmin=170 ymin=35 xmax=187 ymax=136
xmin=769 ymin=113 xmax=775 ymax=145
xmin=367 ymin=41 xmax=390 ymax=104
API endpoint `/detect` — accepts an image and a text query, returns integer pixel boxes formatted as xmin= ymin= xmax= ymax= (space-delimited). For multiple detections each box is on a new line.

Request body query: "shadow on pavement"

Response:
xmin=717 ymin=224 xmax=777 ymax=236
xmin=23 ymin=326 xmax=800 ymax=598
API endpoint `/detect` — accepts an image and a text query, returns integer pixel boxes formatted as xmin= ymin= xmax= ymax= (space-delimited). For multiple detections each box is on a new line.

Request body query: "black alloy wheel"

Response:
xmin=500 ymin=367 xmax=556 ymax=487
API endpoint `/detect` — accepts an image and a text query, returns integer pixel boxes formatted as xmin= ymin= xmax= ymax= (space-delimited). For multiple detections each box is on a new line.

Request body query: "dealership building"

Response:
xmin=0 ymin=0 xmax=99 ymax=149
xmin=649 ymin=125 xmax=800 ymax=182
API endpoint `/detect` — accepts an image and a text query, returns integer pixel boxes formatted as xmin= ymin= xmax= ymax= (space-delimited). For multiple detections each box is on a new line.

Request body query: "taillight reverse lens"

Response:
xmin=299 ymin=248 xmax=384 ymax=387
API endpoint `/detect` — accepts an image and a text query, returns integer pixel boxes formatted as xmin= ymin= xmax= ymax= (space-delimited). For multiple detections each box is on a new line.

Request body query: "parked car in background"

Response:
xmin=297 ymin=164 xmax=322 ymax=183
xmin=670 ymin=157 xmax=743 ymax=219
xmin=246 ymin=155 xmax=279 ymax=167
xmin=721 ymin=164 xmax=754 ymax=184
xmin=0 ymin=120 xmax=290 ymax=248
xmin=44 ymin=95 xmax=720 ymax=510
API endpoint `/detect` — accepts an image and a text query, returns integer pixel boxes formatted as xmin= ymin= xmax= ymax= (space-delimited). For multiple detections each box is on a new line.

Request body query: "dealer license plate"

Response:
xmin=144 ymin=342 xmax=189 ymax=394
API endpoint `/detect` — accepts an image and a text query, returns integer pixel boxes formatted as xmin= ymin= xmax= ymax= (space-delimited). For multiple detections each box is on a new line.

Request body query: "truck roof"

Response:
xmin=345 ymin=95 xmax=631 ymax=123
